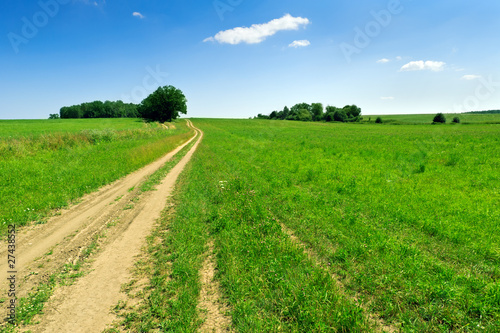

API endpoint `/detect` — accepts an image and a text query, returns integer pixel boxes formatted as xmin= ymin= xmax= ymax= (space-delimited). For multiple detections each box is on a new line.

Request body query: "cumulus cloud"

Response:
xmin=377 ymin=58 xmax=390 ymax=64
xmin=133 ymin=12 xmax=145 ymax=19
xmin=289 ymin=40 xmax=310 ymax=48
xmin=380 ymin=96 xmax=395 ymax=100
xmin=400 ymin=60 xmax=446 ymax=72
xmin=461 ymin=74 xmax=482 ymax=80
xmin=203 ymin=14 xmax=310 ymax=45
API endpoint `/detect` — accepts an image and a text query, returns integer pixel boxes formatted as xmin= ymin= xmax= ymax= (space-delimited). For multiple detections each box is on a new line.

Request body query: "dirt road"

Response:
xmin=0 ymin=120 xmax=202 ymax=332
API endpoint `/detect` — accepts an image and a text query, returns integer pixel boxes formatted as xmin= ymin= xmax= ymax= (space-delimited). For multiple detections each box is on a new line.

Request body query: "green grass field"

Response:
xmin=366 ymin=113 xmax=500 ymax=124
xmin=0 ymin=118 xmax=192 ymax=231
xmin=0 ymin=118 xmax=150 ymax=138
xmin=127 ymin=118 xmax=499 ymax=332
xmin=3 ymin=117 xmax=499 ymax=331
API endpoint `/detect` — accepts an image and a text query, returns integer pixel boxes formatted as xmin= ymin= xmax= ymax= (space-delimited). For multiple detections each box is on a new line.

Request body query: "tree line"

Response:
xmin=59 ymin=100 xmax=140 ymax=119
xmin=56 ymin=85 xmax=187 ymax=122
xmin=255 ymin=103 xmax=362 ymax=122
xmin=465 ymin=110 xmax=500 ymax=114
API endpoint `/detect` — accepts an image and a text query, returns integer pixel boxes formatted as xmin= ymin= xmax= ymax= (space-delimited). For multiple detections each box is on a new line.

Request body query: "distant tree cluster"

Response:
xmin=256 ymin=103 xmax=362 ymax=123
xmin=60 ymin=100 xmax=139 ymax=119
xmin=465 ymin=110 xmax=500 ymax=114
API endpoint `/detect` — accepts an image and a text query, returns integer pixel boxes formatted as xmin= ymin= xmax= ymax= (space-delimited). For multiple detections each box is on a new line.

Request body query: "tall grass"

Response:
xmin=0 ymin=118 xmax=148 ymax=138
xmin=0 ymin=120 xmax=192 ymax=231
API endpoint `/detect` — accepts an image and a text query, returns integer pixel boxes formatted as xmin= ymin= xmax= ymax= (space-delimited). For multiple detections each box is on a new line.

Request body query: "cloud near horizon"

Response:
xmin=289 ymin=40 xmax=310 ymax=48
xmin=400 ymin=60 xmax=446 ymax=72
xmin=380 ymin=96 xmax=395 ymax=100
xmin=203 ymin=14 xmax=310 ymax=45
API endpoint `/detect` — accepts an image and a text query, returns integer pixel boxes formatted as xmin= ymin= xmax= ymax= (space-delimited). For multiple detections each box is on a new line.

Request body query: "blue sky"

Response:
xmin=1 ymin=0 xmax=499 ymax=119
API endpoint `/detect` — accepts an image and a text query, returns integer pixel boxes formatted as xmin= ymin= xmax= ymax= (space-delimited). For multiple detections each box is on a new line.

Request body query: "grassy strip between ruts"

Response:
xmin=0 ymin=128 xmax=199 ymax=332
xmin=138 ymin=130 xmax=199 ymax=194
xmin=0 ymin=120 xmax=192 ymax=233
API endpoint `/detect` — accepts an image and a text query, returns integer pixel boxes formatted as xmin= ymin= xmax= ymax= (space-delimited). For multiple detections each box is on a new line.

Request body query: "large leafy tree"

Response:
xmin=138 ymin=85 xmax=187 ymax=122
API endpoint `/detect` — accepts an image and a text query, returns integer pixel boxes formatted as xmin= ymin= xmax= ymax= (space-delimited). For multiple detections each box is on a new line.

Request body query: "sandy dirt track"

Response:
xmin=0 ymin=120 xmax=202 ymax=332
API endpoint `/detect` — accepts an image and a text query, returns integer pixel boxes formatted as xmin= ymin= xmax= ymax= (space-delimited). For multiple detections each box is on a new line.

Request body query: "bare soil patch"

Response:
xmin=198 ymin=240 xmax=232 ymax=333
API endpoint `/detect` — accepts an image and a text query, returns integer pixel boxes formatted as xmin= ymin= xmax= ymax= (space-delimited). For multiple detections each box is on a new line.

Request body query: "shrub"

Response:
xmin=333 ymin=110 xmax=347 ymax=122
xmin=452 ymin=116 xmax=460 ymax=123
xmin=433 ymin=113 xmax=446 ymax=123
xmin=375 ymin=117 xmax=383 ymax=124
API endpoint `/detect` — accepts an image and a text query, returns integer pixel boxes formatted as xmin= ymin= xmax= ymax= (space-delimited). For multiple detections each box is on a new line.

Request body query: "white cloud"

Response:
xmin=380 ymin=96 xmax=395 ymax=100
xmin=133 ymin=12 xmax=144 ymax=19
xmin=395 ymin=56 xmax=402 ymax=61
xmin=400 ymin=60 xmax=446 ymax=72
xmin=203 ymin=14 xmax=310 ymax=45
xmin=461 ymin=74 xmax=482 ymax=80
xmin=289 ymin=40 xmax=310 ymax=48
xmin=79 ymin=0 xmax=105 ymax=6
xmin=377 ymin=58 xmax=390 ymax=64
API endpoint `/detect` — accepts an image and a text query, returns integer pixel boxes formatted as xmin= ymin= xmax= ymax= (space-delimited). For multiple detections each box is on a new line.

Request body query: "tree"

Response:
xmin=375 ymin=117 xmax=383 ymax=123
xmin=333 ymin=109 xmax=347 ymax=122
xmin=60 ymin=105 xmax=82 ymax=118
xmin=297 ymin=109 xmax=312 ymax=121
xmin=324 ymin=112 xmax=335 ymax=122
xmin=48 ymin=114 xmax=60 ymax=119
xmin=291 ymin=103 xmax=311 ymax=114
xmin=138 ymin=85 xmax=187 ymax=122
xmin=433 ymin=113 xmax=446 ymax=123
xmin=311 ymin=103 xmax=324 ymax=121
xmin=343 ymin=105 xmax=362 ymax=122
xmin=324 ymin=106 xmax=337 ymax=121
xmin=452 ymin=116 xmax=460 ymax=123
xmin=282 ymin=106 xmax=290 ymax=119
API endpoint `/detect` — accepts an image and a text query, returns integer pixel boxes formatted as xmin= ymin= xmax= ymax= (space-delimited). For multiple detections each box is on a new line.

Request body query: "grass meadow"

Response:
xmin=2 ymin=116 xmax=499 ymax=331
xmin=131 ymin=118 xmax=500 ymax=332
xmin=0 ymin=118 xmax=193 ymax=232
xmin=366 ymin=113 xmax=500 ymax=125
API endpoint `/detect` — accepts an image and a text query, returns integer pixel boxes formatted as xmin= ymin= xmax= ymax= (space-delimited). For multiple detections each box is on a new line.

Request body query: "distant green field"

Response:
xmin=140 ymin=119 xmax=500 ymax=332
xmin=366 ymin=113 xmax=500 ymax=124
xmin=0 ymin=118 xmax=149 ymax=138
